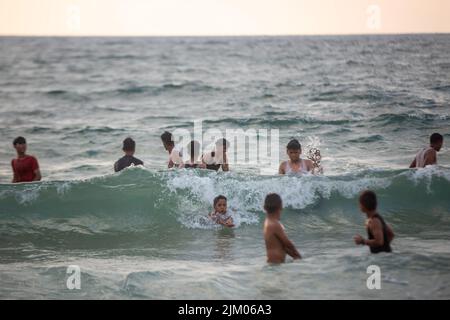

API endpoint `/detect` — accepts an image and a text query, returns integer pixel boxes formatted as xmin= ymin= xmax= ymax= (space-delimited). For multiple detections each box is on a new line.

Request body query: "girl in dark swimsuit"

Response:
xmin=353 ymin=190 xmax=394 ymax=253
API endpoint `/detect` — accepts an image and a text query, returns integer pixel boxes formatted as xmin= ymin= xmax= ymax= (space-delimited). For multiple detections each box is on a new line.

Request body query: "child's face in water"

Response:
xmin=215 ymin=199 xmax=227 ymax=214
xmin=287 ymin=148 xmax=301 ymax=161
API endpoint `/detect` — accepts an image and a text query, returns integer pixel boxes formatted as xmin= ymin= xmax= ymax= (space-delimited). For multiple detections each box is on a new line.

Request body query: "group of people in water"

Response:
xmin=8 ymin=131 xmax=445 ymax=263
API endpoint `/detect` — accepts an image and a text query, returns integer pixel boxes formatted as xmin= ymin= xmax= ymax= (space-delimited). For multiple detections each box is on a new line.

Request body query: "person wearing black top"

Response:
xmin=353 ymin=190 xmax=394 ymax=253
xmin=114 ymin=137 xmax=144 ymax=172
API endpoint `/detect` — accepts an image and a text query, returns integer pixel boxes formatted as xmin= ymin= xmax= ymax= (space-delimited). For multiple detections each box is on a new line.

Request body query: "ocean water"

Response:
xmin=0 ymin=35 xmax=449 ymax=299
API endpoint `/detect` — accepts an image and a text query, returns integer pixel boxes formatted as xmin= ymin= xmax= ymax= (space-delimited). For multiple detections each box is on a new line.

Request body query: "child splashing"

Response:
xmin=279 ymin=139 xmax=315 ymax=175
xmin=208 ymin=195 xmax=235 ymax=228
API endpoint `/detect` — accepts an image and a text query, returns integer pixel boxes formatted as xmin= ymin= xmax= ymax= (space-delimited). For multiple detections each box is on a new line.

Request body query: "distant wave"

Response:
xmin=114 ymin=81 xmax=222 ymax=96
xmin=432 ymin=85 xmax=450 ymax=92
xmin=41 ymin=81 xmax=223 ymax=100
xmin=347 ymin=135 xmax=384 ymax=143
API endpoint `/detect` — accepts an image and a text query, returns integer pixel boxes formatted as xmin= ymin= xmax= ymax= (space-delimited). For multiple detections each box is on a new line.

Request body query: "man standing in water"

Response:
xmin=11 ymin=136 xmax=41 ymax=183
xmin=410 ymin=133 xmax=444 ymax=168
xmin=114 ymin=137 xmax=144 ymax=172
xmin=263 ymin=193 xmax=301 ymax=263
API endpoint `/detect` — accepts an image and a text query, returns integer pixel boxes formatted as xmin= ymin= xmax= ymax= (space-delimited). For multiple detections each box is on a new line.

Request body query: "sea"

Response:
xmin=0 ymin=35 xmax=449 ymax=299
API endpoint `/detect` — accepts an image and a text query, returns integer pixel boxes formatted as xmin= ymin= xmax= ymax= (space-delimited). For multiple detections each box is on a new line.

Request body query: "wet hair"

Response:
xmin=286 ymin=139 xmax=301 ymax=151
xmin=430 ymin=133 xmax=443 ymax=144
xmin=13 ymin=136 xmax=26 ymax=145
xmin=213 ymin=195 xmax=227 ymax=207
xmin=359 ymin=190 xmax=377 ymax=211
xmin=160 ymin=131 xmax=174 ymax=146
xmin=264 ymin=193 xmax=283 ymax=214
xmin=188 ymin=140 xmax=201 ymax=159
xmin=122 ymin=137 xmax=136 ymax=152
xmin=216 ymin=138 xmax=230 ymax=149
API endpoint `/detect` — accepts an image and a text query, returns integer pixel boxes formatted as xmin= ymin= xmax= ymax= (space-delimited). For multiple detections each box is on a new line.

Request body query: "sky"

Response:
xmin=0 ymin=0 xmax=449 ymax=36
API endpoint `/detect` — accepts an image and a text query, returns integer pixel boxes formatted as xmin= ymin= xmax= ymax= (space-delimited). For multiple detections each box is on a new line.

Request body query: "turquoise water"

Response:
xmin=0 ymin=35 xmax=449 ymax=299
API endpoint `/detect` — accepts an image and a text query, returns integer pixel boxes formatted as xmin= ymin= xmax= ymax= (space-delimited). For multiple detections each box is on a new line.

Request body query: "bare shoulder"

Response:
xmin=265 ymin=219 xmax=281 ymax=230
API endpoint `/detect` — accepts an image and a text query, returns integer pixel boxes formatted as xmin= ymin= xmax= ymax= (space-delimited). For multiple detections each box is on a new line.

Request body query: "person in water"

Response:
xmin=114 ymin=137 xmax=144 ymax=172
xmin=182 ymin=140 xmax=206 ymax=169
xmin=161 ymin=131 xmax=183 ymax=168
xmin=201 ymin=138 xmax=230 ymax=171
xmin=353 ymin=190 xmax=394 ymax=254
xmin=263 ymin=193 xmax=301 ymax=263
xmin=11 ymin=136 xmax=41 ymax=183
xmin=208 ymin=195 xmax=234 ymax=228
xmin=409 ymin=133 xmax=444 ymax=168
xmin=279 ymin=139 xmax=314 ymax=175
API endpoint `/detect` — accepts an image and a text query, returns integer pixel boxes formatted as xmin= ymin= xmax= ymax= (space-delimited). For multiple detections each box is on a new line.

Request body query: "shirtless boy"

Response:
xmin=263 ymin=193 xmax=301 ymax=263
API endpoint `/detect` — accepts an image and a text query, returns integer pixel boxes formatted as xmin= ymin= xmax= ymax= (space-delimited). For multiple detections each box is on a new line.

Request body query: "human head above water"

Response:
xmin=213 ymin=195 xmax=227 ymax=213
xmin=430 ymin=133 xmax=444 ymax=151
xmin=122 ymin=137 xmax=136 ymax=153
xmin=264 ymin=193 xmax=283 ymax=215
xmin=13 ymin=136 xmax=27 ymax=154
xmin=13 ymin=136 xmax=26 ymax=146
xmin=359 ymin=190 xmax=377 ymax=213
xmin=286 ymin=139 xmax=301 ymax=161
xmin=161 ymin=131 xmax=174 ymax=150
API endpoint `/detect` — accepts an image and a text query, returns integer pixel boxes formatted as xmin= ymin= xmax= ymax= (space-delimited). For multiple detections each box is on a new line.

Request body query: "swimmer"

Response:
xmin=114 ymin=137 xmax=143 ymax=172
xmin=160 ymin=131 xmax=184 ymax=168
xmin=182 ymin=140 xmax=206 ymax=169
xmin=201 ymin=138 xmax=230 ymax=171
xmin=11 ymin=136 xmax=41 ymax=183
xmin=263 ymin=193 xmax=301 ymax=263
xmin=279 ymin=139 xmax=314 ymax=175
xmin=353 ymin=190 xmax=394 ymax=254
xmin=410 ymin=133 xmax=444 ymax=168
xmin=208 ymin=195 xmax=234 ymax=228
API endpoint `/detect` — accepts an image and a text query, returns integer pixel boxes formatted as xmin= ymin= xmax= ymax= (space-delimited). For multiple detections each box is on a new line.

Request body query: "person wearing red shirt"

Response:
xmin=11 ymin=136 xmax=42 ymax=183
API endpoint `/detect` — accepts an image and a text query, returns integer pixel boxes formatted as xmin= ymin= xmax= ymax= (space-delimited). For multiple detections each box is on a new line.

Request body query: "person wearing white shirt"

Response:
xmin=161 ymin=131 xmax=184 ymax=168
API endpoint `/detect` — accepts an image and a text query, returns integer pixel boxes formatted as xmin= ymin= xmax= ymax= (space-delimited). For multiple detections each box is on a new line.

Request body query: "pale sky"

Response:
xmin=0 ymin=0 xmax=449 ymax=36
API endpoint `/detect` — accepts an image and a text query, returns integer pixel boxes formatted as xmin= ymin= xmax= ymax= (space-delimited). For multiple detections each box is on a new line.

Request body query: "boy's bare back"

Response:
xmin=264 ymin=218 xmax=301 ymax=263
